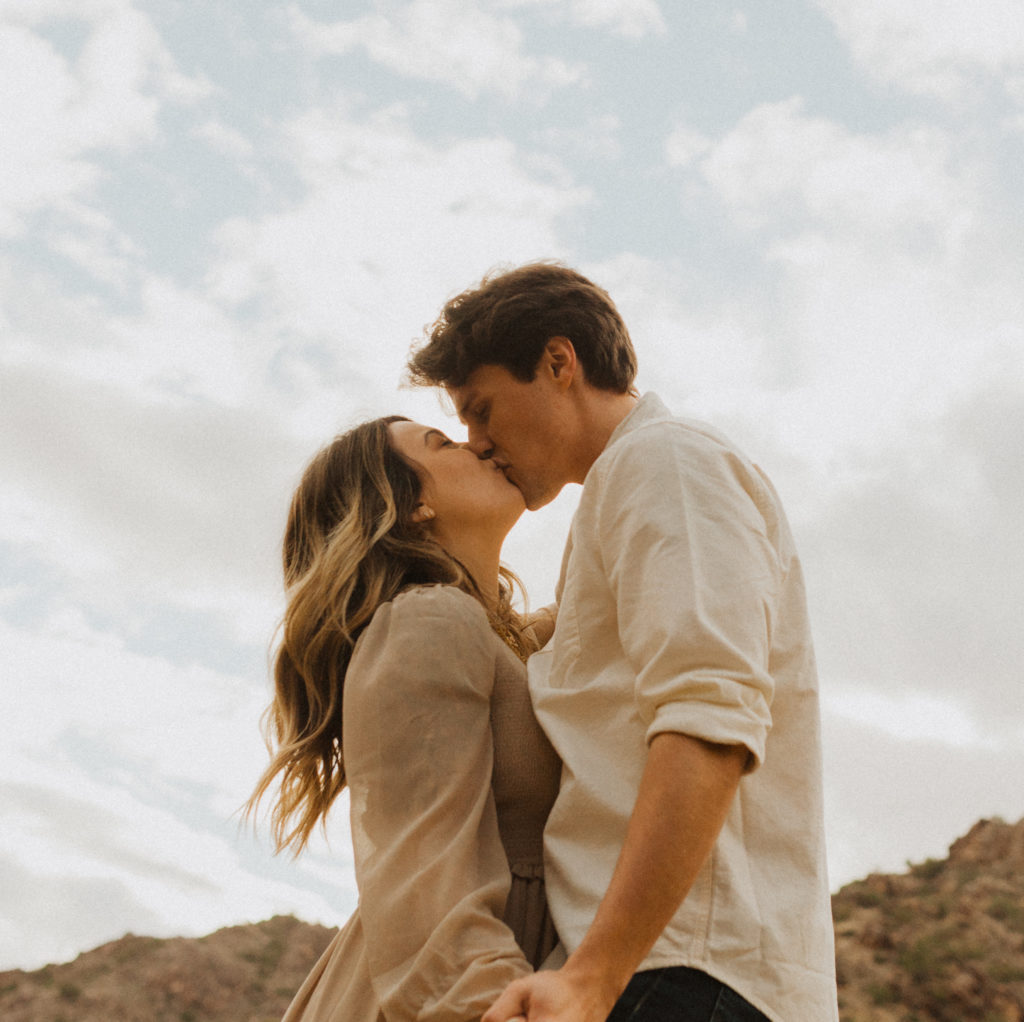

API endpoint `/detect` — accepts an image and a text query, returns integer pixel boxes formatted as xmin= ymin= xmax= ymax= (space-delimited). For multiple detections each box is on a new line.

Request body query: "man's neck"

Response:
xmin=571 ymin=389 xmax=639 ymax=482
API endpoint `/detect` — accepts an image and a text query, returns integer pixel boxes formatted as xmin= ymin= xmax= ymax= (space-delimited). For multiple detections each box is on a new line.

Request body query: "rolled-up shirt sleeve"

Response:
xmin=594 ymin=427 xmax=781 ymax=769
xmin=342 ymin=586 xmax=532 ymax=1021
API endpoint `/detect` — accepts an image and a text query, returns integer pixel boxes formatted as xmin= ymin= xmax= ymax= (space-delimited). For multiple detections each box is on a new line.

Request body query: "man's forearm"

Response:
xmin=558 ymin=732 xmax=748 ymax=1010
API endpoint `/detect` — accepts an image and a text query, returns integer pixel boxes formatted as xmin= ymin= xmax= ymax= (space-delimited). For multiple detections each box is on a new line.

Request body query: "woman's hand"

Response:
xmin=525 ymin=604 xmax=557 ymax=649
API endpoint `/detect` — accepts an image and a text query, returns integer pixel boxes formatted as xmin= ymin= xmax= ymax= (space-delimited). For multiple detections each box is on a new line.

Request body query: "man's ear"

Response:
xmin=544 ymin=336 xmax=577 ymax=389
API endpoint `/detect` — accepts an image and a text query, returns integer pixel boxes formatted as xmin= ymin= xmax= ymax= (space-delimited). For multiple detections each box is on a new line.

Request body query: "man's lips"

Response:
xmin=497 ymin=463 xmax=524 ymax=493
xmin=484 ymin=457 xmax=518 ymax=487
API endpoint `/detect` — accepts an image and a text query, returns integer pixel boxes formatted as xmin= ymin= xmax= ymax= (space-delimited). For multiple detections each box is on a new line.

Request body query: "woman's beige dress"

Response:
xmin=282 ymin=585 xmax=562 ymax=1022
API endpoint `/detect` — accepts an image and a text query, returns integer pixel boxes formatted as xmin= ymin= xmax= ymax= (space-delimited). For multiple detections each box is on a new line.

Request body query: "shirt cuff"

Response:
xmin=644 ymin=688 xmax=771 ymax=772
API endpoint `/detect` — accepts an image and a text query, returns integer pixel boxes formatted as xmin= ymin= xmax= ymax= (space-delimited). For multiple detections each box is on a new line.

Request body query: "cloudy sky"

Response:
xmin=2 ymin=0 xmax=1023 ymax=973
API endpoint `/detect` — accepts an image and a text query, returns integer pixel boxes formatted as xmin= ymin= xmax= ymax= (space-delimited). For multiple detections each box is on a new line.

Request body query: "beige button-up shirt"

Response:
xmin=529 ymin=393 xmax=838 ymax=1022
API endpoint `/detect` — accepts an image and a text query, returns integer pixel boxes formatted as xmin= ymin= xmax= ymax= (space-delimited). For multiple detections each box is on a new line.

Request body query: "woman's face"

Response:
xmin=388 ymin=420 xmax=525 ymax=535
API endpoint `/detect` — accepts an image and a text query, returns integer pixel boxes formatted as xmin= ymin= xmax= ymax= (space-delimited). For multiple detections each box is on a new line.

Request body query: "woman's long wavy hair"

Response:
xmin=247 ymin=415 xmax=533 ymax=855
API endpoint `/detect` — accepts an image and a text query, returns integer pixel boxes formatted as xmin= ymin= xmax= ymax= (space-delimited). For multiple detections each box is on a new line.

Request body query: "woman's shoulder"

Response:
xmin=356 ymin=585 xmax=492 ymax=654
xmin=348 ymin=586 xmax=498 ymax=697
xmin=388 ymin=584 xmax=489 ymax=627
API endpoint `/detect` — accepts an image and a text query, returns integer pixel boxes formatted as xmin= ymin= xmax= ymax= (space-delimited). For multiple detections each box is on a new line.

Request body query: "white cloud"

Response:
xmin=0 ymin=24 xmax=98 ymax=235
xmin=566 ymin=0 xmax=664 ymax=36
xmin=823 ymin=712 xmax=1024 ymax=886
xmin=540 ymin=113 xmax=623 ymax=160
xmin=800 ymin=379 xmax=1024 ymax=736
xmin=45 ymin=204 xmax=144 ymax=289
xmin=0 ymin=350 xmax=300 ymax=644
xmin=0 ymin=258 xmax=283 ymax=412
xmin=0 ymin=92 xmax=589 ymax=660
xmin=1006 ymin=74 xmax=1024 ymax=131
xmin=206 ymin=102 xmax=589 ymax=405
xmin=584 ymin=252 xmax=767 ymax=403
xmin=0 ymin=853 xmax=164 ymax=972
xmin=665 ymin=125 xmax=712 ymax=168
xmin=814 ymin=0 xmax=1024 ymax=103
xmin=660 ymin=98 xmax=1024 ymax=465
xmin=698 ymin=97 xmax=974 ymax=244
xmin=0 ymin=0 xmax=208 ymax=236
xmin=192 ymin=117 xmax=257 ymax=162
xmin=289 ymin=0 xmax=584 ymax=100
xmin=0 ymin=612 xmax=354 ymax=969
xmin=499 ymin=0 xmax=666 ymax=38
xmin=825 ymin=689 xmax=992 ymax=748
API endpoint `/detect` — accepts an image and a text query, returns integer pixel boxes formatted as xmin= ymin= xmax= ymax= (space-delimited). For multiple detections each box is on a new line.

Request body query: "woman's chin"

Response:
xmin=500 ymin=499 xmax=526 ymax=533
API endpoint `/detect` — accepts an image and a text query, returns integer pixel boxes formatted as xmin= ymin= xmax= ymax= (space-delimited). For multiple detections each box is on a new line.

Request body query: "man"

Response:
xmin=407 ymin=263 xmax=838 ymax=1022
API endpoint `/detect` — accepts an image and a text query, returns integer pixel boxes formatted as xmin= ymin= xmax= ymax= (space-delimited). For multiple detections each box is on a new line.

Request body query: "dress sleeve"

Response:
xmin=342 ymin=586 xmax=532 ymax=1021
xmin=594 ymin=427 xmax=781 ymax=770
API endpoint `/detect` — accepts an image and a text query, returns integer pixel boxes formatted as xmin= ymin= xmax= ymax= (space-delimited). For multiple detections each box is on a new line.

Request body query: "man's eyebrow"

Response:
xmin=453 ymin=391 xmax=477 ymax=422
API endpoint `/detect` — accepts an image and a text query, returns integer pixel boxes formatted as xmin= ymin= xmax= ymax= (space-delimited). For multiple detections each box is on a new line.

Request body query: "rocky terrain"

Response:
xmin=2 ymin=817 xmax=1022 ymax=1021
xmin=833 ymin=816 xmax=1024 ymax=1021
xmin=0 ymin=914 xmax=334 ymax=1022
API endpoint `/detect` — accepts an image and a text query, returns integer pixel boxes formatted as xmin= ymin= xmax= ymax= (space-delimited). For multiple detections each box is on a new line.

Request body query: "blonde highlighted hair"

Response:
xmin=248 ymin=416 xmax=532 ymax=854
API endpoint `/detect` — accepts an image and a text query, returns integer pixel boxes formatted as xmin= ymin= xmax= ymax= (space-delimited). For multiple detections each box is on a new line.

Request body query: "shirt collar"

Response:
xmin=605 ymin=391 xmax=671 ymax=451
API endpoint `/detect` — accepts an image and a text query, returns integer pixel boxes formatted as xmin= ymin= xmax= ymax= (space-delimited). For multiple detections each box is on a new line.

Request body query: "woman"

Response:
xmin=249 ymin=416 xmax=561 ymax=1021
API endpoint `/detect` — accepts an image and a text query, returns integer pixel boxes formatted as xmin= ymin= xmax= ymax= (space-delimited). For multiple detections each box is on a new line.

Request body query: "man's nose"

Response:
xmin=466 ymin=430 xmax=494 ymax=460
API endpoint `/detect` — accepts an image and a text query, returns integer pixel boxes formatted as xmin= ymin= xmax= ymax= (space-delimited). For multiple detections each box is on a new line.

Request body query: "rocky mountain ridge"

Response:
xmin=2 ymin=817 xmax=1023 ymax=1021
xmin=833 ymin=816 xmax=1024 ymax=1021
xmin=0 ymin=914 xmax=333 ymax=1022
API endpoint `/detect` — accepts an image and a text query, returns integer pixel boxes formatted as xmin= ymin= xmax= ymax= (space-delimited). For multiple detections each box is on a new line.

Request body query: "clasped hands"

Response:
xmin=482 ymin=965 xmax=618 ymax=1022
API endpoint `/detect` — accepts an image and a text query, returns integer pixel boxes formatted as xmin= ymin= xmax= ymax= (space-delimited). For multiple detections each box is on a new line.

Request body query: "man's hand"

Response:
xmin=484 ymin=734 xmax=747 ymax=1022
xmin=482 ymin=965 xmax=618 ymax=1022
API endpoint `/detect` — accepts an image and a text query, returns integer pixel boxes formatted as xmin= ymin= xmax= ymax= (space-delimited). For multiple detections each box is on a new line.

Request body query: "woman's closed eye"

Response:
xmin=424 ymin=429 xmax=454 ymax=448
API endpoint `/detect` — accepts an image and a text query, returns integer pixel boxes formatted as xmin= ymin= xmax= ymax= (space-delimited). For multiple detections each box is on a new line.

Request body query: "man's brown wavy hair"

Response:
xmin=407 ymin=262 xmax=638 ymax=393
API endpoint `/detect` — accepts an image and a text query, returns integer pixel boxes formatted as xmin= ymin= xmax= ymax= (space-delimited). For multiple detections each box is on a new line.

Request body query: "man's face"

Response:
xmin=448 ymin=363 xmax=573 ymax=511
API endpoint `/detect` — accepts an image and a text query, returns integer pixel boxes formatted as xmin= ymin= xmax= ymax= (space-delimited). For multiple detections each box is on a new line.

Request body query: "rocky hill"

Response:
xmin=2 ymin=818 xmax=1022 ymax=1021
xmin=833 ymin=816 xmax=1024 ymax=1021
xmin=0 ymin=914 xmax=334 ymax=1022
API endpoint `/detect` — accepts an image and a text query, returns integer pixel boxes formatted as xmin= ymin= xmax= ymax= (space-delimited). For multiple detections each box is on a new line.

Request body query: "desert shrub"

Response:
xmin=988 ymin=895 xmax=1024 ymax=934
xmin=58 ymin=982 xmax=80 ymax=1002
xmin=853 ymin=888 xmax=883 ymax=909
xmin=909 ymin=857 xmax=944 ymax=881
xmin=832 ymin=899 xmax=853 ymax=923
xmin=988 ymin=961 xmax=1024 ymax=983
xmin=900 ymin=931 xmax=955 ymax=983
xmin=866 ymin=980 xmax=899 ymax=1004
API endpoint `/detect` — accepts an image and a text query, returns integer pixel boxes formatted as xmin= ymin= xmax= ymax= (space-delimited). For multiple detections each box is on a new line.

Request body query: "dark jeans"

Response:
xmin=606 ymin=966 xmax=771 ymax=1022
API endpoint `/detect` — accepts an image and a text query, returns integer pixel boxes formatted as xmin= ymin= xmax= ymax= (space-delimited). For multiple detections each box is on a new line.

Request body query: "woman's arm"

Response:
xmin=343 ymin=586 xmax=532 ymax=1021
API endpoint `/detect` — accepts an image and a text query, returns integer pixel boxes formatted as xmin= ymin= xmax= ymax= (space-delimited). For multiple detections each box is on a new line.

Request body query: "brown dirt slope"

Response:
xmin=0 ymin=914 xmax=334 ymax=1022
